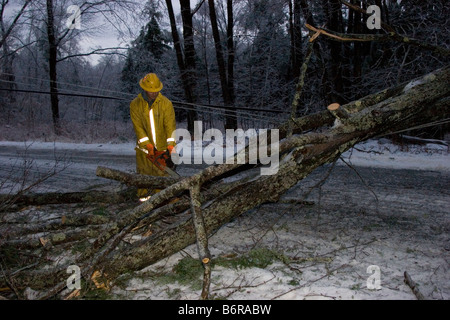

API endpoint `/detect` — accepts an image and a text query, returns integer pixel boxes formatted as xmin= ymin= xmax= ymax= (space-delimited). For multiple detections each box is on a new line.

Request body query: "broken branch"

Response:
xmin=189 ymin=183 xmax=211 ymax=300
xmin=404 ymin=271 xmax=426 ymax=300
xmin=96 ymin=166 xmax=180 ymax=188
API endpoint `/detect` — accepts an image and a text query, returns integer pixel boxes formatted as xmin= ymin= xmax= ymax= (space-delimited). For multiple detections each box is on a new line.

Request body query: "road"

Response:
xmin=1 ymin=142 xmax=448 ymax=193
xmin=0 ymin=143 xmax=205 ymax=193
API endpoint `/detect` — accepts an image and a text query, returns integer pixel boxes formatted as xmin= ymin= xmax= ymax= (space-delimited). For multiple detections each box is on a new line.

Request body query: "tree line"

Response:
xmin=0 ymin=0 xmax=448 ymax=141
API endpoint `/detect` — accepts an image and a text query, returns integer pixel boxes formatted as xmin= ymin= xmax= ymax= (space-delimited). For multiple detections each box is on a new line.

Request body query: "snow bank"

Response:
xmin=339 ymin=139 xmax=449 ymax=172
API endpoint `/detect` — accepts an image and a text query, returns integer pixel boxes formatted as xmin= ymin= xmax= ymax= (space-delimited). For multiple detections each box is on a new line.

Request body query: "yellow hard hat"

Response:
xmin=139 ymin=73 xmax=163 ymax=92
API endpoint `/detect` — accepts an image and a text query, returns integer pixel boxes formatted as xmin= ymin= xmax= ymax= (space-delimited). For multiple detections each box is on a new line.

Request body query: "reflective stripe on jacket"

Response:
xmin=130 ymin=92 xmax=176 ymax=151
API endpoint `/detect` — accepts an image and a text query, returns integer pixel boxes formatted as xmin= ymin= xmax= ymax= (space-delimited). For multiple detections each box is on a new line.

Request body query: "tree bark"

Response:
xmin=289 ymin=0 xmax=303 ymax=79
xmin=189 ymin=183 xmax=211 ymax=300
xmin=0 ymin=189 xmax=134 ymax=209
xmin=324 ymin=0 xmax=344 ymax=104
xmin=180 ymin=0 xmax=199 ymax=134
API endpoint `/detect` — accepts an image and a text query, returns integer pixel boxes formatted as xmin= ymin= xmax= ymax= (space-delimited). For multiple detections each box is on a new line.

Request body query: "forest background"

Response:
xmin=0 ymin=0 xmax=449 ymax=143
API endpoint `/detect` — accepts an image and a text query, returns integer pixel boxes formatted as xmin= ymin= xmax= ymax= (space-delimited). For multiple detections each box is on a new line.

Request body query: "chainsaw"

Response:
xmin=135 ymin=146 xmax=180 ymax=178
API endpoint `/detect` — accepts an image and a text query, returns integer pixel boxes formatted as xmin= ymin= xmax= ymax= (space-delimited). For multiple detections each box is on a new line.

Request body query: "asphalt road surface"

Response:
xmin=0 ymin=143 xmax=448 ymax=201
xmin=0 ymin=144 xmax=201 ymax=193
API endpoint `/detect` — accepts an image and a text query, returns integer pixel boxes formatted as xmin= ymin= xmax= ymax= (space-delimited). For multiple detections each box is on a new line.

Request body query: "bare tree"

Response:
xmin=0 ymin=0 xmax=32 ymax=121
xmin=288 ymin=0 xmax=303 ymax=79
xmin=206 ymin=0 xmax=236 ymax=129
xmin=0 ymin=0 xmax=31 ymax=50
xmin=45 ymin=0 xmax=61 ymax=133
xmin=23 ymin=0 xmax=137 ymax=134
xmin=164 ymin=0 xmax=200 ymax=134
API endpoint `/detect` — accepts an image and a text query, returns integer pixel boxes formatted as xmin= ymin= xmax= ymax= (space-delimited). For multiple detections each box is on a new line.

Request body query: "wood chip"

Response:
xmin=39 ymin=237 xmax=49 ymax=247
xmin=64 ymin=289 xmax=80 ymax=300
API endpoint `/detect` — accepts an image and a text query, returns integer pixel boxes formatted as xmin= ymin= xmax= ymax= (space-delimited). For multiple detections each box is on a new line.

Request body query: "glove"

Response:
xmin=167 ymin=145 xmax=175 ymax=154
xmin=146 ymin=144 xmax=155 ymax=156
xmin=166 ymin=145 xmax=177 ymax=169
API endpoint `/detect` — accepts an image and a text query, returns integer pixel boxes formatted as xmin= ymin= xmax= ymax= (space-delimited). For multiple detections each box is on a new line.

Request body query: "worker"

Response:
xmin=130 ymin=73 xmax=176 ymax=202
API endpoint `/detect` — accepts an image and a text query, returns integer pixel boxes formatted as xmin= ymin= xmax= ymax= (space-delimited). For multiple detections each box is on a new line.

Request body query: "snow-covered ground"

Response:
xmin=339 ymin=138 xmax=449 ymax=172
xmin=119 ymin=137 xmax=450 ymax=300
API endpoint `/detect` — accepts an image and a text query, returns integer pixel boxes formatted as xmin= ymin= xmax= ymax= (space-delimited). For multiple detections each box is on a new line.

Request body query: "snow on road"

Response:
xmin=339 ymin=138 xmax=449 ymax=172
xmin=1 ymin=137 xmax=448 ymax=173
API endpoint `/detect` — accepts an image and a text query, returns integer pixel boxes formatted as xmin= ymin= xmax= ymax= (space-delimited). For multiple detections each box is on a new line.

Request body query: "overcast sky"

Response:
xmin=81 ymin=0 xmax=181 ymax=65
xmin=81 ymin=1 xmax=183 ymax=65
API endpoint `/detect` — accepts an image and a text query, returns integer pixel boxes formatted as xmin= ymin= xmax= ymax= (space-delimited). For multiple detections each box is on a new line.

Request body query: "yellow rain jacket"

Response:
xmin=130 ymin=92 xmax=176 ymax=197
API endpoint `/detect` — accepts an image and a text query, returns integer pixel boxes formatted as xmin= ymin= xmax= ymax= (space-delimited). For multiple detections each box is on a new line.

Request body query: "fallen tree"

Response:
xmin=0 ymin=65 xmax=448 ymax=300
xmin=99 ymin=65 xmax=450 ymax=279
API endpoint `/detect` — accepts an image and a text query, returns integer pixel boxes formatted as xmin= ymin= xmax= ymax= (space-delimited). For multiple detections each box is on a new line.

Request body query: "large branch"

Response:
xmin=305 ymin=23 xmax=450 ymax=57
xmin=96 ymin=166 xmax=181 ymax=188
xmin=56 ymin=47 xmax=128 ymax=63
xmin=189 ymin=184 xmax=211 ymax=300
xmin=340 ymin=0 xmax=450 ymax=57
xmin=0 ymin=190 xmax=134 ymax=209
xmin=278 ymin=73 xmax=415 ymax=137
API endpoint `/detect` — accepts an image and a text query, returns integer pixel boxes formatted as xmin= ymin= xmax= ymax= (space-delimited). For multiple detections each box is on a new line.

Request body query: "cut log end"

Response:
xmin=327 ymin=103 xmax=350 ymax=121
xmin=327 ymin=103 xmax=341 ymax=111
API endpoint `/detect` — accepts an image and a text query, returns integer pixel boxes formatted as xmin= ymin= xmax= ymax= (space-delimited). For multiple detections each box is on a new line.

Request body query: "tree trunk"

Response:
xmin=289 ymin=0 xmax=303 ymax=79
xmin=46 ymin=0 xmax=60 ymax=135
xmin=325 ymin=0 xmax=345 ymax=104
xmin=208 ymin=0 xmax=237 ymax=130
xmin=180 ymin=0 xmax=198 ymax=134
xmin=0 ymin=189 xmax=135 ymax=209
xmin=165 ymin=0 xmax=198 ymax=134
xmin=226 ymin=0 xmax=237 ymax=129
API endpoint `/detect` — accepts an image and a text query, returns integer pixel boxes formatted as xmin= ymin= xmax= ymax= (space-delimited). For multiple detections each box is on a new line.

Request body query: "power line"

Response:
xmin=0 ymin=86 xmax=286 ymax=124
xmin=0 ymin=85 xmax=289 ymax=126
xmin=3 ymin=70 xmax=297 ymax=116
xmin=0 ymin=72 xmax=293 ymax=114
xmin=0 ymin=78 xmax=290 ymax=115
xmin=0 ymin=87 xmax=125 ymax=101
xmin=172 ymin=100 xmax=289 ymax=114
xmin=1 ymin=72 xmax=135 ymax=98
xmin=172 ymin=104 xmax=282 ymax=124
xmin=375 ymin=118 xmax=450 ymax=138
